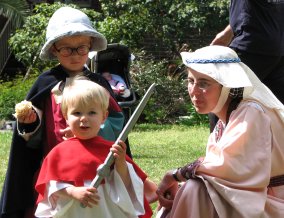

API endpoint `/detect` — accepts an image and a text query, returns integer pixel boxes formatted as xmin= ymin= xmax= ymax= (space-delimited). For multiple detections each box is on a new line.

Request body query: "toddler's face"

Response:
xmin=66 ymin=100 xmax=108 ymax=140
xmin=52 ymin=35 xmax=91 ymax=75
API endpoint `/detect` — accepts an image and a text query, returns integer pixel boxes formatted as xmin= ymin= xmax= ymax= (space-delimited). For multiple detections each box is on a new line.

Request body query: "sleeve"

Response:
xmin=98 ymin=95 xmax=125 ymax=141
xmin=35 ymin=180 xmax=73 ymax=217
xmin=17 ymin=105 xmax=43 ymax=142
xmin=106 ymin=162 xmax=145 ymax=216
xmin=198 ymin=102 xmax=272 ymax=188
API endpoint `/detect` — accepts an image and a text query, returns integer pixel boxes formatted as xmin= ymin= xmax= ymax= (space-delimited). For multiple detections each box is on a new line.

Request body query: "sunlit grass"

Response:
xmin=0 ymin=131 xmax=11 ymax=190
xmin=129 ymin=124 xmax=208 ymax=184
xmin=0 ymin=124 xmax=209 ymax=217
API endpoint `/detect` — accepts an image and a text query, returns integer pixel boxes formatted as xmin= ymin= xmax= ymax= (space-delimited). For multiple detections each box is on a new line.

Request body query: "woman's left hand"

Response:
xmin=156 ymin=171 xmax=179 ymax=210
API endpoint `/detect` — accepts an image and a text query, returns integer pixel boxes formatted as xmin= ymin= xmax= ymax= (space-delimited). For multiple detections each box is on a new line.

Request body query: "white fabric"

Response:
xmin=40 ymin=7 xmax=107 ymax=60
xmin=211 ymin=87 xmax=230 ymax=114
xmin=180 ymin=45 xmax=284 ymax=123
xmin=35 ymin=163 xmax=145 ymax=218
xmin=180 ymin=46 xmax=252 ymax=88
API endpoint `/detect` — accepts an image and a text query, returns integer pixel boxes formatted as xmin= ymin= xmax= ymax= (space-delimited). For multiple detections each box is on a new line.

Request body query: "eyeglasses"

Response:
xmin=184 ymin=78 xmax=217 ymax=91
xmin=53 ymin=44 xmax=90 ymax=57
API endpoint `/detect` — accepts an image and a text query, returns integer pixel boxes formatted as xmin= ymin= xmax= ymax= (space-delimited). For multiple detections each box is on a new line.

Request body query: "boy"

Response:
xmin=35 ymin=78 xmax=152 ymax=217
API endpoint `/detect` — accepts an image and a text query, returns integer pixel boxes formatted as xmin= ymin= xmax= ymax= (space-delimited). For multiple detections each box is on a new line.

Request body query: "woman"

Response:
xmin=156 ymin=45 xmax=284 ymax=218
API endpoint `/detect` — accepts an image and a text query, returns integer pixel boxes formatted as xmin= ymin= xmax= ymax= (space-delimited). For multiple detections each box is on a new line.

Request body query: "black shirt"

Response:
xmin=230 ymin=0 xmax=284 ymax=55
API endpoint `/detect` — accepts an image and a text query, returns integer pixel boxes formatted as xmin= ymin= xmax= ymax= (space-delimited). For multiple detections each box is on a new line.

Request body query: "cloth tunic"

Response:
xmin=35 ymin=136 xmax=152 ymax=218
xmin=167 ymin=100 xmax=284 ymax=218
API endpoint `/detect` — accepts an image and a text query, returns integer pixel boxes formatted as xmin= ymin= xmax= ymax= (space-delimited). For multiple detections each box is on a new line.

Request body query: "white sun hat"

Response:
xmin=40 ymin=7 xmax=107 ymax=60
xmin=181 ymin=45 xmax=284 ymax=118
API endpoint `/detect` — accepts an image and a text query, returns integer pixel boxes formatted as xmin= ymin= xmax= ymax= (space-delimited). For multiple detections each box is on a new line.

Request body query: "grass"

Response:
xmin=0 ymin=124 xmax=209 ymax=216
xmin=0 ymin=131 xmax=11 ymax=188
xmin=129 ymin=124 xmax=208 ymax=184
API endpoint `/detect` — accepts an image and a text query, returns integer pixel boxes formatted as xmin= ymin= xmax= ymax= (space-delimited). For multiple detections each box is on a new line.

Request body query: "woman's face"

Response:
xmin=186 ymin=68 xmax=222 ymax=114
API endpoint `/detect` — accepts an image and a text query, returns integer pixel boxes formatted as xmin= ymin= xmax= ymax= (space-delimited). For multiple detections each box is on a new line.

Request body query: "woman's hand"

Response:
xmin=156 ymin=171 xmax=179 ymax=210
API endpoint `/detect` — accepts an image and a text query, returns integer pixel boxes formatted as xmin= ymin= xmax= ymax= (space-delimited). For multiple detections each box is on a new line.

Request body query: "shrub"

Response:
xmin=130 ymin=57 xmax=185 ymax=124
xmin=129 ymin=51 xmax=209 ymax=125
xmin=0 ymin=75 xmax=36 ymax=120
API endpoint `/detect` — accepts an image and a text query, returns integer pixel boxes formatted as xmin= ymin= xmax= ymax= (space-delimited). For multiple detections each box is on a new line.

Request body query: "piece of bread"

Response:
xmin=13 ymin=100 xmax=33 ymax=119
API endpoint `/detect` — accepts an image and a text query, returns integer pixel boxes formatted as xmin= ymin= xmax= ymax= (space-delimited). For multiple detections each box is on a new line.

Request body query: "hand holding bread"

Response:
xmin=13 ymin=100 xmax=37 ymax=123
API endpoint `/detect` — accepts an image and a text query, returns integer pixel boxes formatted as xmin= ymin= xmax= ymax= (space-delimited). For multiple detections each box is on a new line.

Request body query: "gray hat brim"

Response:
xmin=39 ymin=23 xmax=107 ymax=60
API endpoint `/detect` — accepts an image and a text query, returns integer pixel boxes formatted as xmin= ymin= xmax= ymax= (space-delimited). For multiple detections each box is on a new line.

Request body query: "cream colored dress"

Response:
xmin=162 ymin=100 xmax=284 ymax=218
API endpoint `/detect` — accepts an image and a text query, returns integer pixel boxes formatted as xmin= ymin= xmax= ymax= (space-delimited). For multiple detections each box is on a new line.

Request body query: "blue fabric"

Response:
xmin=99 ymin=111 xmax=125 ymax=141
xmin=185 ymin=58 xmax=240 ymax=64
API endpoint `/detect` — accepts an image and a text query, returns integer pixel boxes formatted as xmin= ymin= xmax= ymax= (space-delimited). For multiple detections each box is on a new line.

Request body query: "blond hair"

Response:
xmin=61 ymin=77 xmax=109 ymax=117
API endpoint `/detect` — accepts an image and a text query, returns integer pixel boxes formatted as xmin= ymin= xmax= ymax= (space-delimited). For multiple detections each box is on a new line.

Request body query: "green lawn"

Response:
xmin=0 ymin=124 xmax=209 ymax=216
xmin=129 ymin=124 xmax=209 ymax=184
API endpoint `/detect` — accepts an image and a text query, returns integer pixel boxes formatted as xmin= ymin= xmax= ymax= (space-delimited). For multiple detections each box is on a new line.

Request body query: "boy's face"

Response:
xmin=66 ymin=100 xmax=108 ymax=140
xmin=52 ymin=35 xmax=91 ymax=74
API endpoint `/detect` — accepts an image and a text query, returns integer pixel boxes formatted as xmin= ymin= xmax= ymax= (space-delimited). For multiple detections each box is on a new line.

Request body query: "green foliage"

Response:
xmin=130 ymin=51 xmax=210 ymax=124
xmin=0 ymin=0 xmax=30 ymax=28
xmin=5 ymin=0 xmax=229 ymax=124
xmin=0 ymin=75 xmax=36 ymax=120
xmin=8 ymin=0 xmax=229 ymax=73
xmin=99 ymin=0 xmax=230 ymax=52
xmin=130 ymin=56 xmax=188 ymax=123
xmin=177 ymin=104 xmax=209 ymax=126
xmin=98 ymin=2 xmax=152 ymax=47
xmin=8 ymin=2 xmax=103 ymax=72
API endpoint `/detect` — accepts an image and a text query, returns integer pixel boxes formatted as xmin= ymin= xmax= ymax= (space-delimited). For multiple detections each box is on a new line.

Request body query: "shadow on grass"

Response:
xmin=133 ymin=123 xmax=202 ymax=132
xmin=132 ymin=154 xmax=162 ymax=159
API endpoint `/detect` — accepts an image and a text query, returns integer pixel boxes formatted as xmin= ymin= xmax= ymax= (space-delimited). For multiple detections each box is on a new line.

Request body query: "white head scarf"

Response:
xmin=180 ymin=45 xmax=284 ymax=120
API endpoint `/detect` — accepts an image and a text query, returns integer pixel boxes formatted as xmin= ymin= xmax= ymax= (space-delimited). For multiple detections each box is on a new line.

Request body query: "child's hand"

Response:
xmin=111 ymin=140 xmax=127 ymax=166
xmin=13 ymin=100 xmax=37 ymax=123
xmin=66 ymin=186 xmax=100 ymax=208
xmin=111 ymin=140 xmax=131 ymax=187
xmin=59 ymin=126 xmax=74 ymax=140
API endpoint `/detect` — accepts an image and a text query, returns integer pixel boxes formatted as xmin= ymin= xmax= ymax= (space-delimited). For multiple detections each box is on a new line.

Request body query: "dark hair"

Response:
xmin=226 ymin=88 xmax=244 ymax=123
